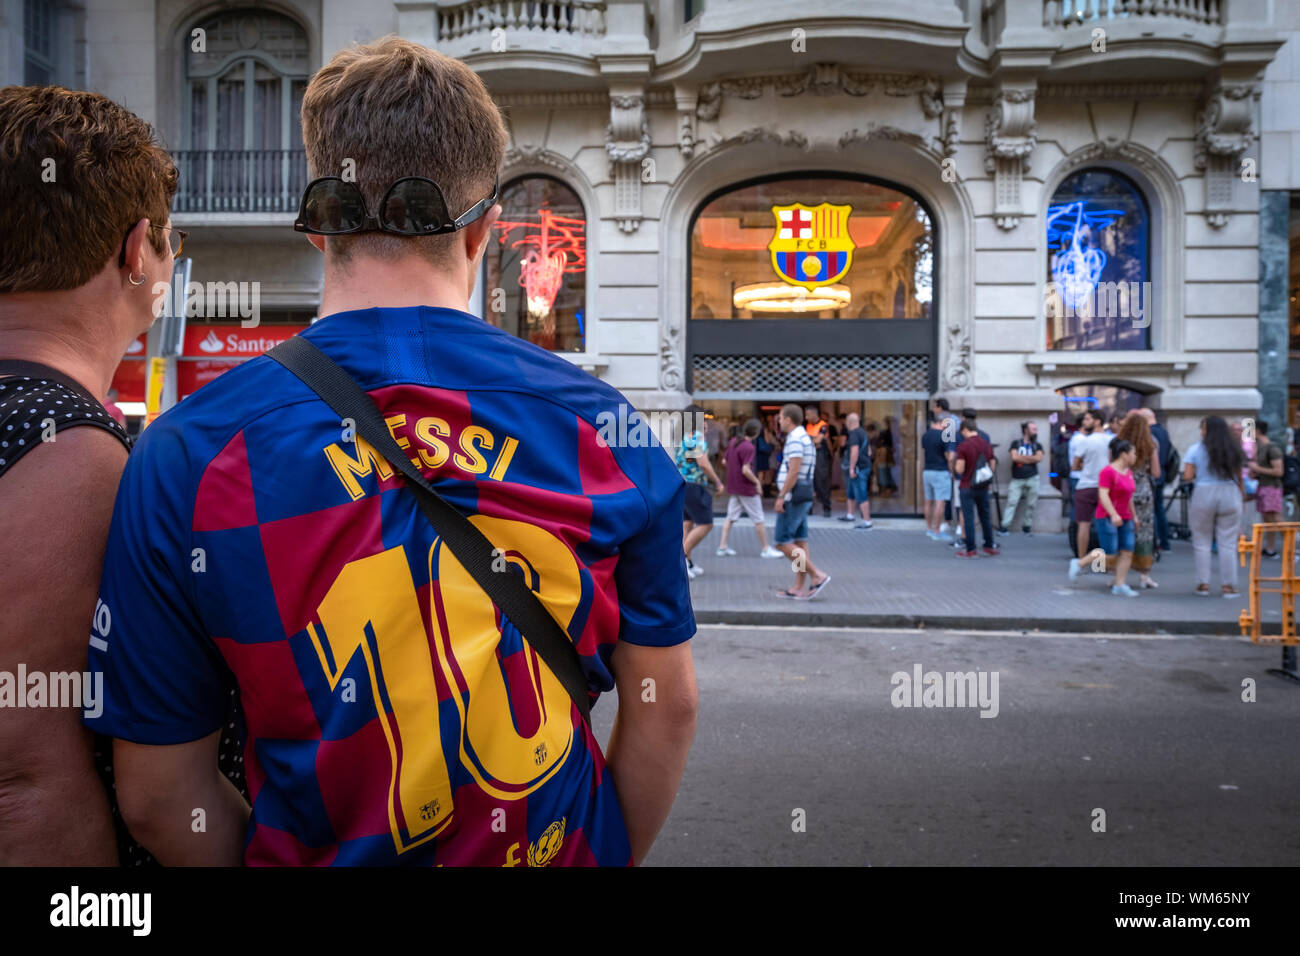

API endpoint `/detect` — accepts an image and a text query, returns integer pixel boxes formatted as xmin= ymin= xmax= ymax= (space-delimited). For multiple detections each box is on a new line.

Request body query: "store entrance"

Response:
xmin=696 ymin=399 xmax=924 ymax=515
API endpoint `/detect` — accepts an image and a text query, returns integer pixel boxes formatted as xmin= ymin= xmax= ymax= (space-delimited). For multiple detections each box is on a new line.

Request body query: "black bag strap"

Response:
xmin=267 ymin=335 xmax=591 ymax=724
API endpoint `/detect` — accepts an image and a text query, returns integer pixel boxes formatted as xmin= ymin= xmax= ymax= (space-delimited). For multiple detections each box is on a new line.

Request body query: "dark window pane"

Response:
xmin=485 ymin=177 xmax=587 ymax=352
xmin=1046 ymin=169 xmax=1151 ymax=351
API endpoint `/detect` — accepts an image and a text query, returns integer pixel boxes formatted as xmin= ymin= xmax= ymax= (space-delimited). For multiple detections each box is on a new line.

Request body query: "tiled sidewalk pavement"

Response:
xmin=688 ymin=516 xmax=1283 ymax=635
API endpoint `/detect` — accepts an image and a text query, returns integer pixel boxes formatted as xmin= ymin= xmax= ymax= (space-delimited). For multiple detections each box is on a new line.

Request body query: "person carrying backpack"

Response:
xmin=953 ymin=417 xmax=998 ymax=557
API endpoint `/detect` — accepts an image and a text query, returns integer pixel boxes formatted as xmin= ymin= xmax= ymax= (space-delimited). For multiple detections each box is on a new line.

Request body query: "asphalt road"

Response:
xmin=593 ymin=624 xmax=1300 ymax=866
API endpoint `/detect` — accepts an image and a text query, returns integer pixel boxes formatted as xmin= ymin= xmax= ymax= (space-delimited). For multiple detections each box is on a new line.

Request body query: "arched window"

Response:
xmin=1046 ymin=169 xmax=1151 ymax=351
xmin=184 ymin=10 xmax=310 ymax=151
xmin=483 ymin=177 xmax=588 ymax=352
xmin=691 ymin=176 xmax=934 ymax=321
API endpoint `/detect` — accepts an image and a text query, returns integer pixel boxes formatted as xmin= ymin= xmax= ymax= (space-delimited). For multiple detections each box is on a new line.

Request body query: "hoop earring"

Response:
xmin=128 ymin=272 xmax=146 ymax=286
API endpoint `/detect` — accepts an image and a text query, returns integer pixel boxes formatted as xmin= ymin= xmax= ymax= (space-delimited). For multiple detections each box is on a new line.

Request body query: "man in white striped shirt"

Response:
xmin=773 ymin=403 xmax=831 ymax=599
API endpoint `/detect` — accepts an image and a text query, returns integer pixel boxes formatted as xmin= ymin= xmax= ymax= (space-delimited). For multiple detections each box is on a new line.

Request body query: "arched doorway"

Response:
xmin=686 ymin=172 xmax=938 ymax=514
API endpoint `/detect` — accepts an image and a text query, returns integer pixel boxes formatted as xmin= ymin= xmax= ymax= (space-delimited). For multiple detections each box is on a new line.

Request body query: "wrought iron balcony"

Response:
xmin=171 ymin=149 xmax=308 ymax=214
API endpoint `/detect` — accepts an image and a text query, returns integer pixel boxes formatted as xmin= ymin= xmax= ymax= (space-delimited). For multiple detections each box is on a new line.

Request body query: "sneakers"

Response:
xmin=760 ymin=546 xmax=784 ymax=558
xmin=996 ymin=526 xmax=1010 ymax=537
xmin=1111 ymin=584 xmax=1139 ymax=597
xmin=716 ymin=546 xmax=737 ymax=556
xmin=935 ymin=532 xmax=954 ymax=542
xmin=956 ymin=549 xmax=977 ymax=558
xmin=1222 ymin=585 xmax=1241 ymax=599
xmin=837 ymin=515 xmax=856 ymax=522
xmin=686 ymin=559 xmax=703 ymax=579
xmin=925 ymin=530 xmax=938 ymax=540
xmin=854 ymin=520 xmax=873 ymax=529
xmin=1195 ymin=583 xmax=1211 ymax=596
xmin=1262 ymin=549 xmax=1279 ymax=558
xmin=1022 ymin=528 xmax=1033 ymax=537
xmin=982 ymin=545 xmax=1001 ymax=556
xmin=938 ymin=522 xmax=951 ymax=535
xmin=1068 ymin=558 xmax=1081 ymax=581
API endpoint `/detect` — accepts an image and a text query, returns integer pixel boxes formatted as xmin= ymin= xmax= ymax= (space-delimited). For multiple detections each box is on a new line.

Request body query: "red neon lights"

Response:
xmin=494 ymin=208 xmax=586 ymax=348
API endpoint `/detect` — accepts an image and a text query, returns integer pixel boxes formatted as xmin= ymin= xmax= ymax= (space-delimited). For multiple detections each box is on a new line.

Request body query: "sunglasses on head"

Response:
xmin=293 ymin=176 xmax=499 ymax=236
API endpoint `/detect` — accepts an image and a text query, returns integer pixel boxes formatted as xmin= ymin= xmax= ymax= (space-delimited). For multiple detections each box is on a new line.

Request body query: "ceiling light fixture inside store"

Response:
xmin=732 ymin=282 xmax=851 ymax=313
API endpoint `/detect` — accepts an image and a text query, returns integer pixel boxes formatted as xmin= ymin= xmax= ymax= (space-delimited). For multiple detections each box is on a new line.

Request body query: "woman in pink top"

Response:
xmin=1079 ymin=438 xmax=1140 ymax=597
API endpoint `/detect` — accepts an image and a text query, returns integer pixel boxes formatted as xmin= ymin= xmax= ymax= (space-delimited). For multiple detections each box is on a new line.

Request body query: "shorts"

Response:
xmin=1073 ymin=486 xmax=1099 ymax=522
xmin=845 ymin=470 xmax=869 ymax=501
xmin=1257 ymin=484 xmax=1283 ymax=515
xmin=726 ymin=493 xmax=764 ymax=523
xmin=775 ymin=499 xmax=813 ymax=544
xmin=683 ymin=482 xmax=713 ymax=525
xmin=1096 ymin=517 xmax=1135 ymax=555
xmin=923 ymin=469 xmax=952 ymax=502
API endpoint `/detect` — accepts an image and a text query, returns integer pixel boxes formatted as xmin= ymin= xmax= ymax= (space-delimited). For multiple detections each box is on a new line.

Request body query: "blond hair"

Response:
xmin=301 ymin=36 xmax=508 ymax=266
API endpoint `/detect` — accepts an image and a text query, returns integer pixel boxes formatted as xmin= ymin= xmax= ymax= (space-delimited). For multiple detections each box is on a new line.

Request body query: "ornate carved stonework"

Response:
xmin=660 ymin=324 xmax=684 ymax=392
xmin=502 ymin=143 xmax=570 ymax=172
xmin=984 ymin=88 xmax=1037 ymax=230
xmin=695 ymin=66 xmax=944 ymax=122
xmin=1057 ymin=138 xmax=1157 ymax=175
xmin=839 ymin=125 xmax=935 ymax=157
xmin=674 ymin=87 xmax=698 ymax=159
xmin=1195 ymin=80 xmax=1257 ymax=229
xmin=944 ymin=323 xmax=972 ymax=391
xmin=704 ymin=126 xmax=809 ymax=153
xmin=605 ymin=90 xmax=650 ymax=234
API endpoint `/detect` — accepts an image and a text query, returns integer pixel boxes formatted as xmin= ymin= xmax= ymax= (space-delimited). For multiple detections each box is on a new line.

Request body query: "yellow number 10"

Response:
xmin=307 ymin=515 xmax=583 ymax=855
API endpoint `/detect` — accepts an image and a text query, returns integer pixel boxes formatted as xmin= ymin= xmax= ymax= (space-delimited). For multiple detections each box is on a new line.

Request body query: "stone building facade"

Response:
xmin=6 ymin=0 xmax=1300 ymax=524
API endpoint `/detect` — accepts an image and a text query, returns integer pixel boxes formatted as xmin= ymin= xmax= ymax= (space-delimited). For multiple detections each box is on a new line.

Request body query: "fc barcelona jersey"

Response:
xmin=84 ymin=306 xmax=695 ymax=866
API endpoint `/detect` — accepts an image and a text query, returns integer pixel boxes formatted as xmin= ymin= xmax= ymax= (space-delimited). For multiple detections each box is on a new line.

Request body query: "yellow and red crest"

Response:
xmin=768 ymin=202 xmax=854 ymax=289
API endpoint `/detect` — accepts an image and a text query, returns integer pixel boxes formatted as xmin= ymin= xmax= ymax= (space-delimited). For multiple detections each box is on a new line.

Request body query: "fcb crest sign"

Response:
xmin=768 ymin=202 xmax=854 ymax=289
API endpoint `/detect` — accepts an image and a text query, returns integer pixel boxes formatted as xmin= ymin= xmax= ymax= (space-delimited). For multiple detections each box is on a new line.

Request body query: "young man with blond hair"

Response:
xmin=86 ymin=37 xmax=697 ymax=867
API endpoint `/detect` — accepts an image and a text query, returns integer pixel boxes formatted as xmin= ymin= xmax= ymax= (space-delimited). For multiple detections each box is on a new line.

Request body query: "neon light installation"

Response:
xmin=1045 ymin=201 xmax=1122 ymax=309
xmin=494 ymin=208 xmax=586 ymax=351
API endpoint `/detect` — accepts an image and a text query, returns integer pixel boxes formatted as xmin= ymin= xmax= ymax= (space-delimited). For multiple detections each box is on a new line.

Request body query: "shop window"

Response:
xmin=484 ymin=176 xmax=587 ymax=352
xmin=1045 ymin=169 xmax=1151 ymax=351
xmin=690 ymin=176 xmax=934 ymax=321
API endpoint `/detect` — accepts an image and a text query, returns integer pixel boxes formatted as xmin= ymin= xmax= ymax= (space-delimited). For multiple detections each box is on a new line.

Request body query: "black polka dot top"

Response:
xmin=0 ymin=361 xmax=130 ymax=477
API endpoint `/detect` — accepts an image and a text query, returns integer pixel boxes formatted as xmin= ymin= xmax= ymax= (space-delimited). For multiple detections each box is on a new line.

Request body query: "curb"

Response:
xmin=692 ymin=608 xmax=1245 ymax=636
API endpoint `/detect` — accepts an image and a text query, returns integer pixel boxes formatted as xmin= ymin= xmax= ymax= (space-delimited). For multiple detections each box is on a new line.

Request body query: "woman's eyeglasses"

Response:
xmin=293 ymin=176 xmax=499 ymax=236
xmin=117 ymin=223 xmax=189 ymax=267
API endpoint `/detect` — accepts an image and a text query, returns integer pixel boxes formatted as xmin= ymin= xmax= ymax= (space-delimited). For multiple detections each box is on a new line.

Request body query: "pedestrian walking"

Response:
xmin=953 ymin=417 xmax=998 ymax=557
xmin=1183 ymin=415 xmax=1245 ymax=597
xmin=718 ymin=418 xmax=783 ymax=558
xmin=677 ymin=406 xmax=724 ymax=579
xmin=1078 ymin=438 xmax=1140 ymax=597
xmin=1116 ymin=411 xmax=1160 ymax=589
xmin=1248 ymin=418 xmax=1284 ymax=557
xmin=840 ymin=412 xmax=873 ymax=527
xmin=1067 ymin=408 xmax=1112 ymax=581
xmin=1140 ymin=408 xmax=1175 ymax=552
xmin=804 ymin=405 xmax=835 ymax=518
xmin=774 ymin=403 xmax=830 ymax=599
xmin=922 ymin=413 xmax=955 ymax=540
xmin=1001 ymin=420 xmax=1043 ymax=534
xmin=932 ymin=397 xmax=961 ymax=535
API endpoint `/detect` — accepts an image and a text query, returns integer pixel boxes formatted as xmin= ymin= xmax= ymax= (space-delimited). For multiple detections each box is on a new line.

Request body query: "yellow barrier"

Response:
xmin=1237 ymin=522 xmax=1300 ymax=645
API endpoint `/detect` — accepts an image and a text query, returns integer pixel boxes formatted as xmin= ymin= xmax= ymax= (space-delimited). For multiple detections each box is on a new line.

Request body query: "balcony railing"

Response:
xmin=1045 ymin=0 xmax=1221 ymax=28
xmin=172 ymin=149 xmax=308 ymax=214
xmin=438 ymin=0 xmax=606 ymax=41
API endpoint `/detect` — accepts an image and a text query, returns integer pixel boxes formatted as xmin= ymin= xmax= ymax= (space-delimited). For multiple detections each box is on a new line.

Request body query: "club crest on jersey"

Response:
xmin=527 ymin=817 xmax=566 ymax=867
xmin=768 ymin=202 xmax=854 ymax=289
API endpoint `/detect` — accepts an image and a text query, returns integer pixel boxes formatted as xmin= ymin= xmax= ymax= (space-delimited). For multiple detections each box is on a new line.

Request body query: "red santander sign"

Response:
xmin=183 ymin=324 xmax=303 ymax=359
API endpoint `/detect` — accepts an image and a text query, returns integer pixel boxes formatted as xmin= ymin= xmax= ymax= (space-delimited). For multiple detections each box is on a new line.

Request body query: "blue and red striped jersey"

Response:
xmin=85 ymin=306 xmax=694 ymax=866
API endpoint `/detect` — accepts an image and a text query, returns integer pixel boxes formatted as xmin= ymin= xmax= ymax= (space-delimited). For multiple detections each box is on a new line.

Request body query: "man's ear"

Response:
xmin=463 ymin=203 xmax=501 ymax=265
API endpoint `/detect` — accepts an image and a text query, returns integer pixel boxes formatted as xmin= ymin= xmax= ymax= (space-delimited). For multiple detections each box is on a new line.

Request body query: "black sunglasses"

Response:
xmin=294 ymin=177 xmax=498 ymax=236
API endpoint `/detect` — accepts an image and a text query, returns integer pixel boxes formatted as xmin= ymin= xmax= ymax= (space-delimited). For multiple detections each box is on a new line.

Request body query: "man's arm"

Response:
xmin=696 ymin=450 xmax=723 ymax=491
xmin=113 ymin=731 xmax=249 ymax=865
xmin=775 ymin=454 xmax=802 ymax=511
xmin=0 ymin=429 xmax=123 ymax=865
xmin=605 ymin=641 xmax=698 ymax=865
xmin=849 ymin=443 xmax=860 ymax=476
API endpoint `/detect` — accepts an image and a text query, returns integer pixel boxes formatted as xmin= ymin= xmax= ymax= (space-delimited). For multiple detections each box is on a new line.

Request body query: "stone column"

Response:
xmin=1258 ymin=190 xmax=1289 ymax=434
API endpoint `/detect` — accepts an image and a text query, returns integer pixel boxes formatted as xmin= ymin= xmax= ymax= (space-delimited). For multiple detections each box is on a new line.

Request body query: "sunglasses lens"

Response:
xmin=302 ymin=180 xmax=366 ymax=233
xmin=383 ymin=179 xmax=451 ymax=235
